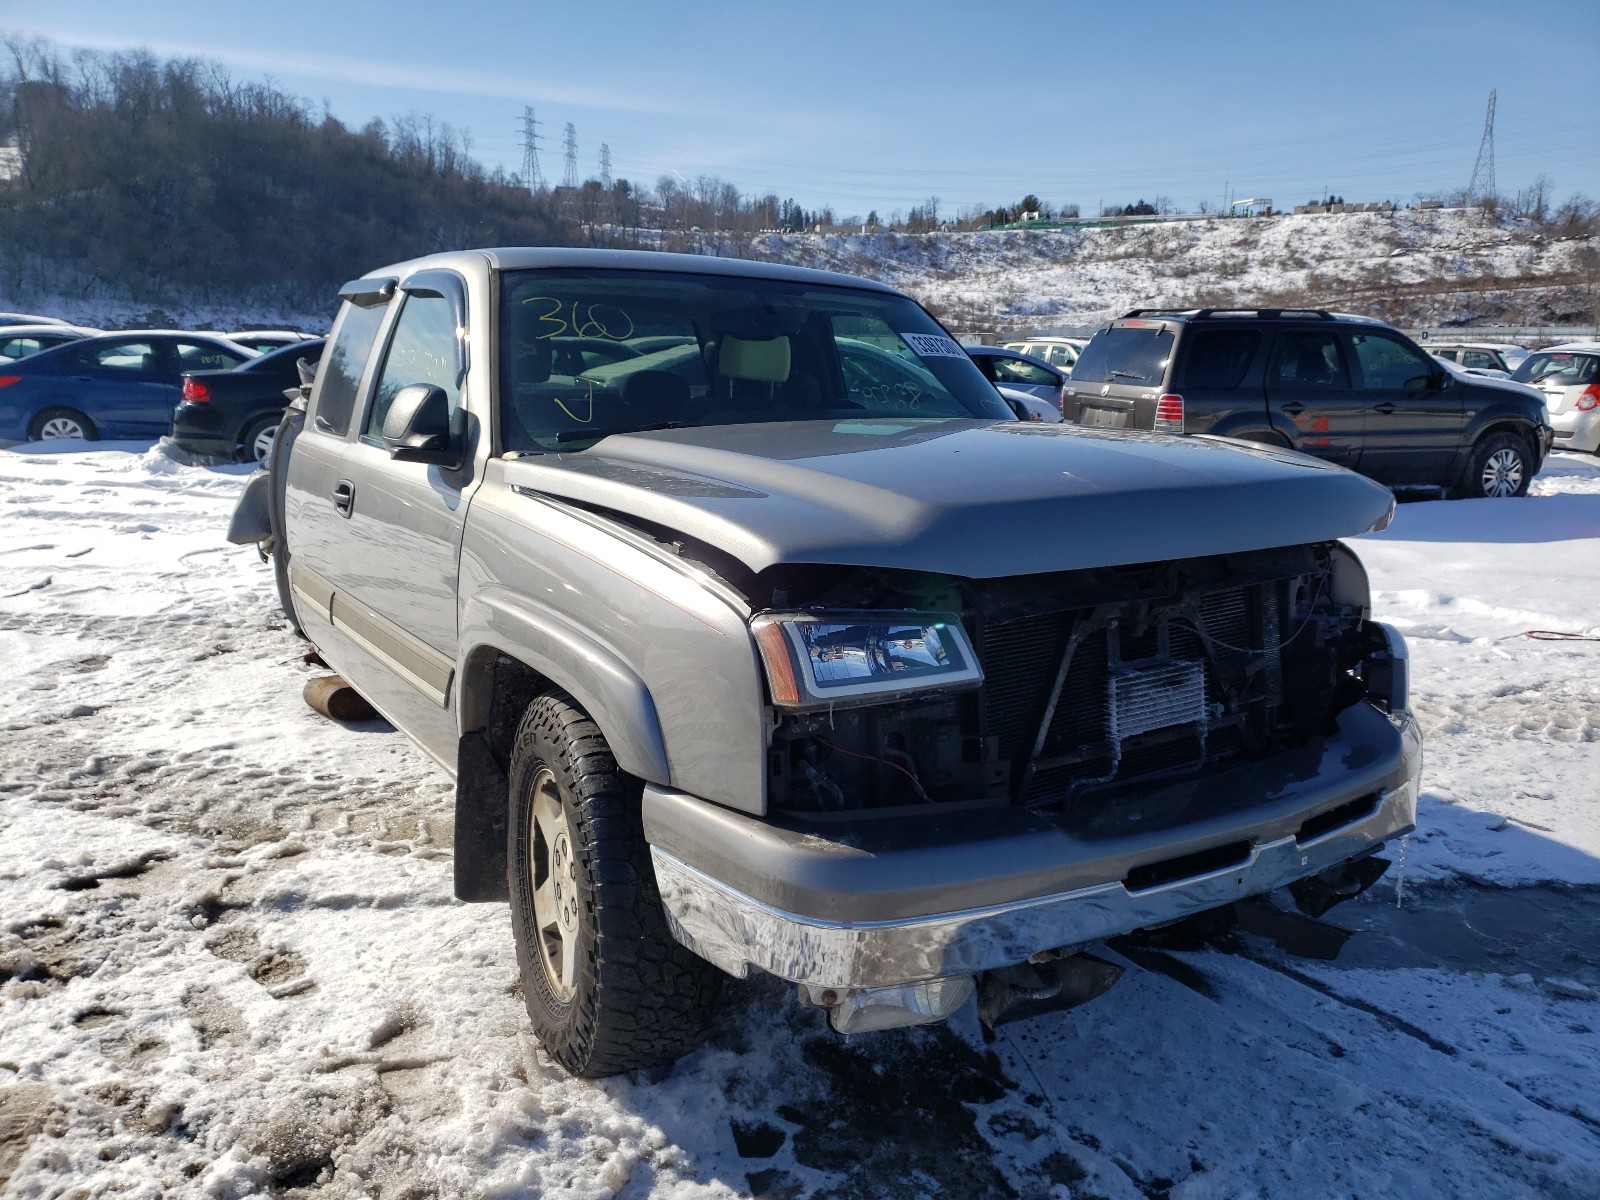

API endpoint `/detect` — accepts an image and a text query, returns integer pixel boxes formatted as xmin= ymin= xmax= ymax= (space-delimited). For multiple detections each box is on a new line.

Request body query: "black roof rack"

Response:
xmin=1120 ymin=308 xmax=1335 ymax=321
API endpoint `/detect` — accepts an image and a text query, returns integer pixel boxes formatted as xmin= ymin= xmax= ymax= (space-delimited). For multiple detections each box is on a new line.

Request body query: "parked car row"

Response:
xmin=2 ymin=296 xmax=1578 ymax=494
xmin=0 ymin=314 xmax=324 ymax=460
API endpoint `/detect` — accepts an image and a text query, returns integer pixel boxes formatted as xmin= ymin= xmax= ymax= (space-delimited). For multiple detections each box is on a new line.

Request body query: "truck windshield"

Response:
xmin=1071 ymin=325 xmax=1173 ymax=387
xmin=497 ymin=269 xmax=1012 ymax=451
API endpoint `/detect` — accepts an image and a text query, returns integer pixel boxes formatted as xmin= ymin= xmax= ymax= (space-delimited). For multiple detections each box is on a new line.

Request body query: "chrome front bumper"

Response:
xmin=653 ymin=721 xmax=1420 ymax=991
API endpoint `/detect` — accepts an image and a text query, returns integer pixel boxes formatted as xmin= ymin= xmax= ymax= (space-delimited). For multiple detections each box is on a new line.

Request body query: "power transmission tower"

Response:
xmin=599 ymin=143 xmax=612 ymax=188
xmin=562 ymin=122 xmax=578 ymax=189
xmin=519 ymin=106 xmax=544 ymax=192
xmin=1465 ymin=89 xmax=1497 ymax=205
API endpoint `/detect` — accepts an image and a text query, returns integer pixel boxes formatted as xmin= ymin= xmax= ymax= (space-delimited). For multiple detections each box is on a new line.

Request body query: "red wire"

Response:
xmin=1524 ymin=630 xmax=1600 ymax=641
xmin=814 ymin=737 xmax=936 ymax=803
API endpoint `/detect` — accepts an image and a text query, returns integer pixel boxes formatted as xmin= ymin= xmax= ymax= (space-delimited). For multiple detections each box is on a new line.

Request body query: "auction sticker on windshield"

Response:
xmin=901 ymin=333 xmax=966 ymax=359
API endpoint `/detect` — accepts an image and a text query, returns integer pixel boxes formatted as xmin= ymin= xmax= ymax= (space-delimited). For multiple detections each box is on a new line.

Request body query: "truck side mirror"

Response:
xmin=382 ymin=383 xmax=461 ymax=467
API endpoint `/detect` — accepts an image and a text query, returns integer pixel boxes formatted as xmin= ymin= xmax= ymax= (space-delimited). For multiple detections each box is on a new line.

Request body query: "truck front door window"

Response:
xmin=314 ymin=301 xmax=388 ymax=436
xmin=364 ymin=292 xmax=463 ymax=440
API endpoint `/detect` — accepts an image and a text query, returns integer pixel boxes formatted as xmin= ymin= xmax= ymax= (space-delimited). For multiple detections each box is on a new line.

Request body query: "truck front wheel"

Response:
xmin=506 ymin=692 xmax=720 ymax=1077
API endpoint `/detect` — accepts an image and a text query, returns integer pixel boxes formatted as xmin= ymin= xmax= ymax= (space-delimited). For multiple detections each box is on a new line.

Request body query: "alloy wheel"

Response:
xmin=251 ymin=424 xmax=277 ymax=463
xmin=38 ymin=416 xmax=85 ymax=440
xmin=1480 ymin=448 xmax=1524 ymax=497
xmin=530 ymin=768 xmax=581 ymax=1002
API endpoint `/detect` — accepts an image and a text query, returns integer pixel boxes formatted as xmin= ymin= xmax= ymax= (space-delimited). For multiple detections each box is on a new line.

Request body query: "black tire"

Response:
xmin=236 ymin=414 xmax=280 ymax=464
xmin=28 ymin=407 xmax=98 ymax=442
xmin=263 ymin=412 xmax=303 ymax=637
xmin=506 ymin=692 xmax=720 ymax=1077
xmin=272 ymin=546 xmax=302 ymax=636
xmin=1454 ymin=431 xmax=1532 ymax=499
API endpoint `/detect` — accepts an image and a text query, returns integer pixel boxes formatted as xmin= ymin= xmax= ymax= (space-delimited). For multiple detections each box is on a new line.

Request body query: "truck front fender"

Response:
xmin=457 ymin=587 xmax=671 ymax=784
xmin=451 ymin=588 xmax=673 ymax=903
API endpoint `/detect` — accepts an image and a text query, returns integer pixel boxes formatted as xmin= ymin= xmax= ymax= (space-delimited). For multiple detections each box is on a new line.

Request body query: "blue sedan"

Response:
xmin=0 ymin=331 xmax=255 ymax=442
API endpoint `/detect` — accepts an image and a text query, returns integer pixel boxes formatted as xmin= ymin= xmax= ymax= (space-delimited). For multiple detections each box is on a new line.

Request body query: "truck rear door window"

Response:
xmin=1071 ymin=327 xmax=1172 ymax=386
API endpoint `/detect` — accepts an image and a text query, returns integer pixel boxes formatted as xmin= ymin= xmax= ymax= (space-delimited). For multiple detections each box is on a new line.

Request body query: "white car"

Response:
xmin=0 ymin=324 xmax=98 ymax=361
xmin=997 ymin=385 xmax=1064 ymax=422
xmin=1002 ymin=336 xmax=1087 ymax=373
xmin=1427 ymin=342 xmax=1525 ymax=380
xmin=0 ymin=311 xmax=72 ymax=327
xmin=1511 ymin=343 xmax=1600 ymax=454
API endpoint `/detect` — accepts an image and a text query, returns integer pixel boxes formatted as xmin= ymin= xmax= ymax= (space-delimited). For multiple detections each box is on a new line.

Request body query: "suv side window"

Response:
xmin=1183 ymin=329 xmax=1260 ymax=389
xmin=364 ymin=292 xmax=463 ymax=439
xmin=1268 ymin=331 xmax=1349 ymax=388
xmin=313 ymin=300 xmax=389 ymax=436
xmin=1461 ymin=350 xmax=1500 ymax=371
xmin=1350 ymin=332 xmax=1434 ymax=391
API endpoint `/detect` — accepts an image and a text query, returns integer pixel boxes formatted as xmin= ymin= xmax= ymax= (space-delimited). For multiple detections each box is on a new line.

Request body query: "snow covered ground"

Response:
xmin=0 ymin=441 xmax=1596 ymax=1199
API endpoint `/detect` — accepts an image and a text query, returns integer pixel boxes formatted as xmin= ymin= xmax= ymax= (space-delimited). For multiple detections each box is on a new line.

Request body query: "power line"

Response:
xmin=518 ymin=105 xmax=544 ymax=192
xmin=562 ymin=122 xmax=578 ymax=189
xmin=1465 ymin=88 xmax=1497 ymax=204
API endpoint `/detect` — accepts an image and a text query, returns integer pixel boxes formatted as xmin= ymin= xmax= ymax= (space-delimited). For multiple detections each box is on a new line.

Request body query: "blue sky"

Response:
xmin=14 ymin=0 xmax=1600 ymax=217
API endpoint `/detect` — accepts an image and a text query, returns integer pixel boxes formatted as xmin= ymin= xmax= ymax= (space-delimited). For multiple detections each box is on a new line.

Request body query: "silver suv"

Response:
xmin=231 ymin=249 xmax=1420 ymax=1077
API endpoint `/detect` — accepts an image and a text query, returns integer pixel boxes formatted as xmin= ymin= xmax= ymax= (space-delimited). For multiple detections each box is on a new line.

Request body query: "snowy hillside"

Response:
xmin=9 ymin=208 xmax=1595 ymax=340
xmin=737 ymin=208 xmax=1600 ymax=334
xmin=1 ymin=441 xmax=1597 ymax=1198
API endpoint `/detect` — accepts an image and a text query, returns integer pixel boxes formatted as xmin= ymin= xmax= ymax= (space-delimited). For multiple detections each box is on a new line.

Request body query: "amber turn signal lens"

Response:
xmin=753 ymin=621 xmax=801 ymax=706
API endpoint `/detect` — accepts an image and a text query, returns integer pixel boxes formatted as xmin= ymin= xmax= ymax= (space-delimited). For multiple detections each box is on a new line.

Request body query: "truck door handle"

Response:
xmin=1281 ymin=402 xmax=1305 ymax=417
xmin=332 ymin=480 xmax=355 ymax=517
xmin=1373 ymin=402 xmax=1397 ymax=415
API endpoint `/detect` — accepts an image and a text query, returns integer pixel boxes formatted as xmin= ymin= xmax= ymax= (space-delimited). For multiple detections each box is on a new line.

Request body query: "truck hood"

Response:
xmin=499 ymin=419 xmax=1395 ymax=577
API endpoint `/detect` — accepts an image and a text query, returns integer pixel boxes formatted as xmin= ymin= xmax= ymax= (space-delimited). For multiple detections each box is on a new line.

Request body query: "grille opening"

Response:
xmin=1297 ymin=793 xmax=1379 ymax=843
xmin=972 ymin=545 xmax=1364 ymax=812
xmin=1125 ymin=840 xmax=1251 ymax=892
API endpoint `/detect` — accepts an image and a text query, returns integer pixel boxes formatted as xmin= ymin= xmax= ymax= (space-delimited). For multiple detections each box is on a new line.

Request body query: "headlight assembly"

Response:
xmin=752 ymin=612 xmax=983 ymax=709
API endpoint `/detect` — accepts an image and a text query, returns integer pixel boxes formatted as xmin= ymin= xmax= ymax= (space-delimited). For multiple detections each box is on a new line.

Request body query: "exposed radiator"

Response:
xmin=978 ymin=582 xmax=1281 ymax=807
xmin=1109 ymin=660 xmax=1207 ymax=741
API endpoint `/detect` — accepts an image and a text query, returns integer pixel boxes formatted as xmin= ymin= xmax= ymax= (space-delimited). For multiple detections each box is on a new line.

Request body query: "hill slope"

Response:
xmin=738 ymin=208 xmax=1599 ymax=334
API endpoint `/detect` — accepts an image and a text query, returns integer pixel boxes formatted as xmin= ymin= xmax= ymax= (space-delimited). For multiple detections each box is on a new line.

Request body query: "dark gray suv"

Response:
xmin=1064 ymin=309 xmax=1552 ymax=498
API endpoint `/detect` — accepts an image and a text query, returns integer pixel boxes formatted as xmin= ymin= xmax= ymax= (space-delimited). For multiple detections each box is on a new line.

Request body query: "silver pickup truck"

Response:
xmin=230 ymin=248 xmax=1421 ymax=1077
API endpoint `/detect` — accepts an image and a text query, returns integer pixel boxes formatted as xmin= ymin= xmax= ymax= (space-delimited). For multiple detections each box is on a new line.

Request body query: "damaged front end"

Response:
xmin=752 ymin=540 xmax=1393 ymax=822
xmin=644 ymin=536 xmax=1419 ymax=1036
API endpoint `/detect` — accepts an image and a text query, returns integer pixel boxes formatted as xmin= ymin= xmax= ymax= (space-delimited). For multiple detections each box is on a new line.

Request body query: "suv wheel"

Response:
xmin=506 ymin=692 xmax=720 ymax=1077
xmin=1457 ymin=432 xmax=1531 ymax=499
